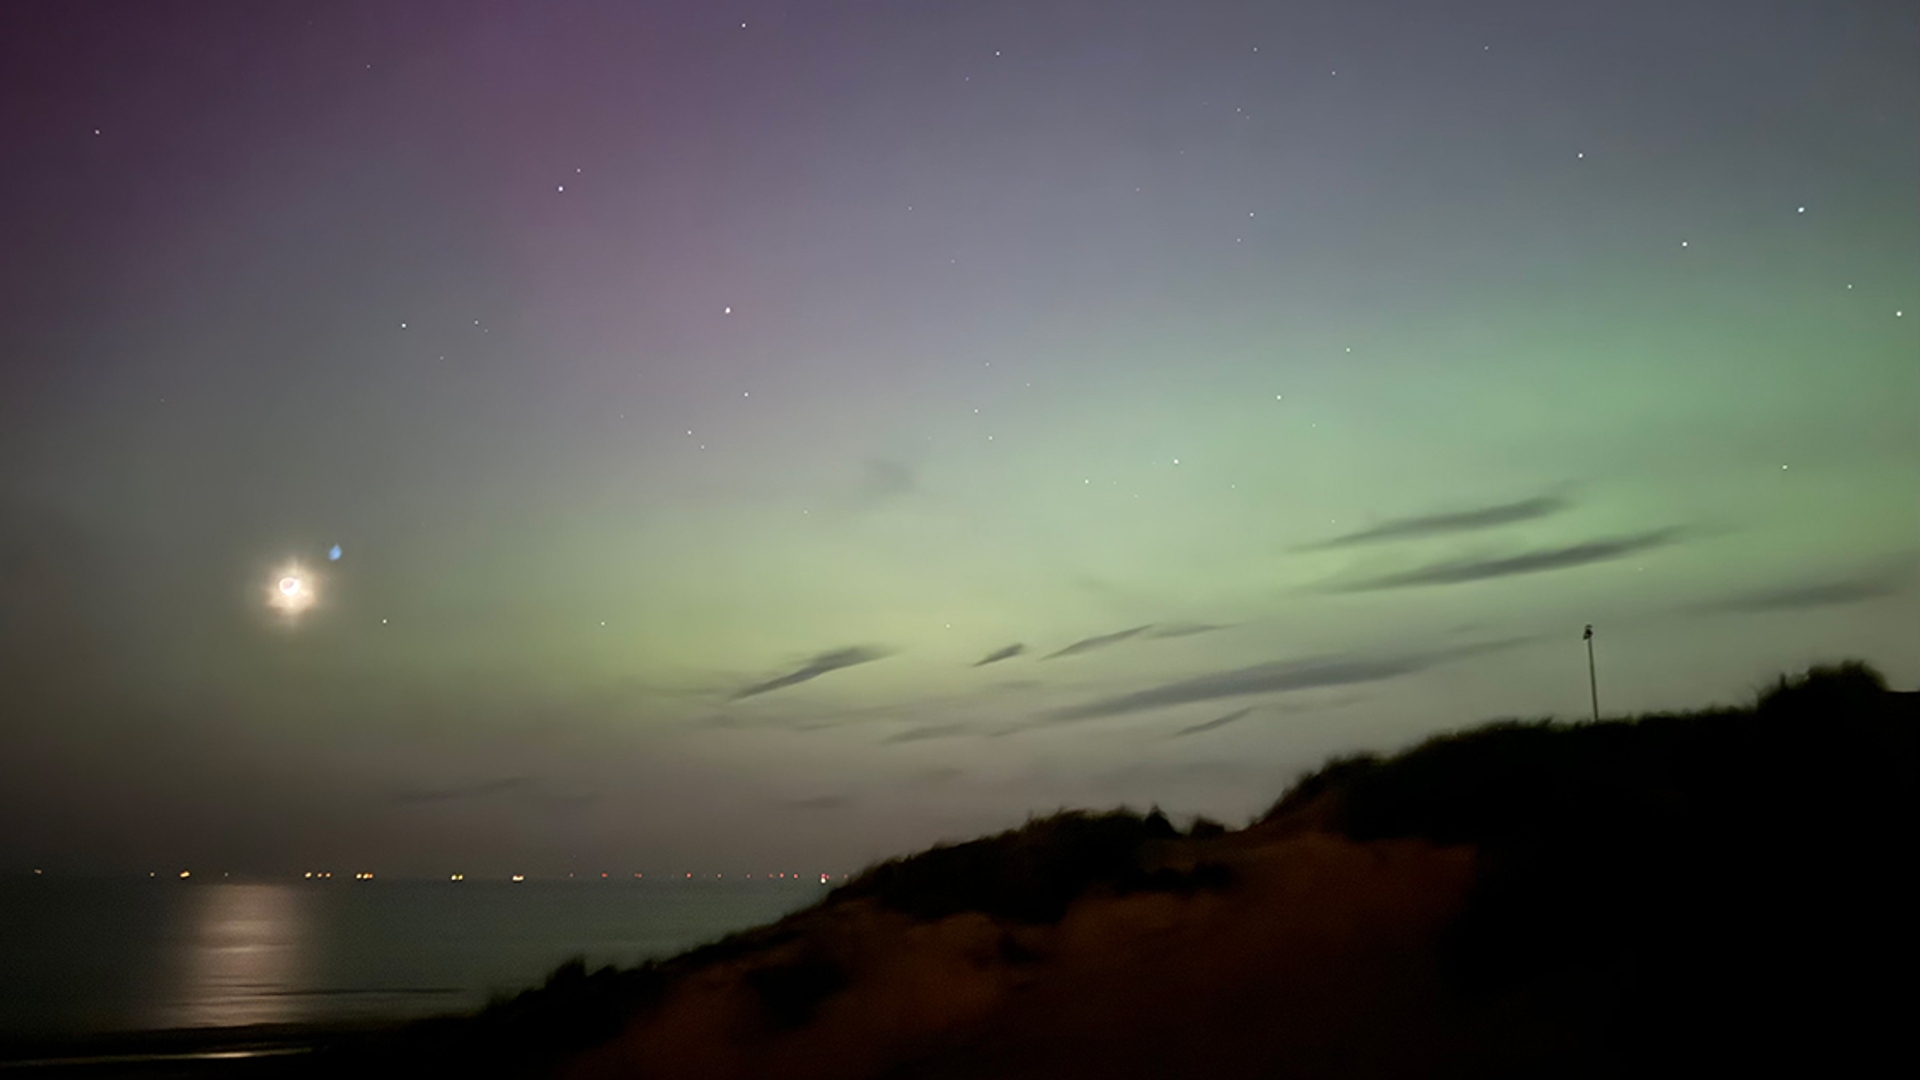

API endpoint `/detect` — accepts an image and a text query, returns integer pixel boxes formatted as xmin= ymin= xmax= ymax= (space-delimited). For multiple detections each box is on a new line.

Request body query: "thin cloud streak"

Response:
xmin=1305 ymin=495 xmax=1571 ymax=549
xmin=1046 ymin=640 xmax=1525 ymax=723
xmin=1145 ymin=622 xmax=1232 ymax=639
xmin=1330 ymin=529 xmax=1680 ymax=592
xmin=973 ymin=643 xmax=1026 ymax=666
xmin=1044 ymin=625 xmax=1152 ymax=659
xmin=391 ymin=776 xmax=532 ymax=805
xmin=1700 ymin=575 xmax=1902 ymax=614
xmin=729 ymin=646 xmax=889 ymax=700
xmin=1172 ymin=708 xmax=1253 ymax=737
xmin=883 ymin=722 xmax=972 ymax=745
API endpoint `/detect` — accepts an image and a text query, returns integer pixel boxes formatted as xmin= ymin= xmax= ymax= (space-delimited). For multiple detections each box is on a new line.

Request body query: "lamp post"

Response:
xmin=1583 ymin=624 xmax=1599 ymax=722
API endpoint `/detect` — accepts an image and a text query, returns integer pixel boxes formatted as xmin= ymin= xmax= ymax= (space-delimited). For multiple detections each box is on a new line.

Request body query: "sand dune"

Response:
xmin=352 ymin=663 xmax=1914 ymax=1078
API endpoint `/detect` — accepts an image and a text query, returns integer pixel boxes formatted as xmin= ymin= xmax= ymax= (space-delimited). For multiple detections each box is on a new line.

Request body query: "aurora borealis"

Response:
xmin=1 ymin=1 xmax=1913 ymax=878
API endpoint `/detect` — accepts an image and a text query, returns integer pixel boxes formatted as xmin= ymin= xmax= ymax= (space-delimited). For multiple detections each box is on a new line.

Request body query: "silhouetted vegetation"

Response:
xmin=829 ymin=807 xmax=1192 ymax=922
xmin=310 ymin=661 xmax=1914 ymax=1077
xmin=1185 ymin=816 xmax=1228 ymax=838
xmin=745 ymin=954 xmax=849 ymax=1030
xmin=1260 ymin=660 xmax=1915 ymax=1073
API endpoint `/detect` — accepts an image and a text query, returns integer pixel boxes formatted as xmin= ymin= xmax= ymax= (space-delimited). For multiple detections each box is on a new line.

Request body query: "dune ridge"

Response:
xmin=347 ymin=662 xmax=1914 ymax=1078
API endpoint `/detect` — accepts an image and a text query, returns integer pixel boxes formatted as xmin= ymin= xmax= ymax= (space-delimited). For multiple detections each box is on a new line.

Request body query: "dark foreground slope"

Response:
xmin=330 ymin=663 xmax=1915 ymax=1079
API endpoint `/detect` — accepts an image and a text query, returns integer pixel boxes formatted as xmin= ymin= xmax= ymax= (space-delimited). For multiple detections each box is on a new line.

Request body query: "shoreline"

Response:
xmin=0 ymin=1020 xmax=406 ymax=1075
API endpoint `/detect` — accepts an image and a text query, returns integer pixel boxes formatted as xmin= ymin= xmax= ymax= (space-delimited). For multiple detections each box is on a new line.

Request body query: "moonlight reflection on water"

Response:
xmin=165 ymin=884 xmax=308 ymax=1029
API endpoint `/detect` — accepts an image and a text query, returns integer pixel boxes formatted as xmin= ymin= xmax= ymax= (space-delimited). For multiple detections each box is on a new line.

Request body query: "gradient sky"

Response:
xmin=2 ymin=0 xmax=1914 ymax=879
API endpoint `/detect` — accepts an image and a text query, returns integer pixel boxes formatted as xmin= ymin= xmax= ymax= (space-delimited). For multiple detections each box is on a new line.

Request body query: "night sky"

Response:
xmin=2 ymin=1 xmax=1914 ymax=878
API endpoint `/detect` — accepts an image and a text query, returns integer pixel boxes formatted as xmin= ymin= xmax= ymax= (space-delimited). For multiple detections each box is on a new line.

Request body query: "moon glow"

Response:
xmin=268 ymin=564 xmax=316 ymax=616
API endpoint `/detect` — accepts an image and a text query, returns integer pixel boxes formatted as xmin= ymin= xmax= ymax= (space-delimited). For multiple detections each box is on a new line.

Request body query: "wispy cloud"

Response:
xmin=1144 ymin=622 xmax=1232 ymax=639
xmin=1699 ymin=573 xmax=1903 ymax=615
xmin=973 ymin=643 xmax=1026 ymax=666
xmin=1044 ymin=625 xmax=1153 ymax=659
xmin=1330 ymin=529 xmax=1680 ymax=592
xmin=856 ymin=459 xmax=915 ymax=506
xmin=1045 ymin=640 xmax=1523 ymax=723
xmin=1172 ymin=708 xmax=1254 ymax=737
xmin=1305 ymin=495 xmax=1571 ymax=549
xmin=391 ymin=776 xmax=599 ymax=809
xmin=729 ymin=646 xmax=889 ymax=700
xmin=391 ymin=776 xmax=532 ymax=805
xmin=883 ymin=722 xmax=973 ymax=745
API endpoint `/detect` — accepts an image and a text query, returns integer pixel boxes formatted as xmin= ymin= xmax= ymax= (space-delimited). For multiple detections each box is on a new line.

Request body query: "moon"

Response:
xmin=268 ymin=564 xmax=316 ymax=616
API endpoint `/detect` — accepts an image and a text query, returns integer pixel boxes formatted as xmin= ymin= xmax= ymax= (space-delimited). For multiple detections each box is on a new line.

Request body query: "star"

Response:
xmin=1680 ymin=240 xmax=1689 ymax=247
xmin=723 ymin=306 xmax=732 ymax=314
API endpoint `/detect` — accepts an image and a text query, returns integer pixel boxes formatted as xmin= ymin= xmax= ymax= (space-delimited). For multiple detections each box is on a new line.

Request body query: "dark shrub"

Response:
xmin=833 ymin=809 xmax=1186 ymax=923
xmin=746 ymin=955 xmax=849 ymax=1029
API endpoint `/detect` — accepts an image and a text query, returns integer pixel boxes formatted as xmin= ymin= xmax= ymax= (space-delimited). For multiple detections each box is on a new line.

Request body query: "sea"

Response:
xmin=0 ymin=875 xmax=828 ymax=1043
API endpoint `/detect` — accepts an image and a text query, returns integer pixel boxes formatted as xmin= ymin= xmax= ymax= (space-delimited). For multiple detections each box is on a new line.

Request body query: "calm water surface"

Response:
xmin=0 ymin=877 xmax=825 ymax=1039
